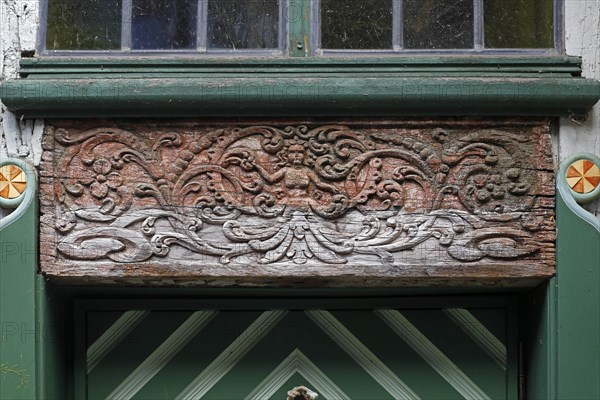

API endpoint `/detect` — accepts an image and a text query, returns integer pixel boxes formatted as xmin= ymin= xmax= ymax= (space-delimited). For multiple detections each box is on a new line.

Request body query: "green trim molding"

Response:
xmin=554 ymin=154 xmax=600 ymax=398
xmin=0 ymin=158 xmax=38 ymax=400
xmin=0 ymin=56 xmax=599 ymax=118
xmin=525 ymin=155 xmax=600 ymax=399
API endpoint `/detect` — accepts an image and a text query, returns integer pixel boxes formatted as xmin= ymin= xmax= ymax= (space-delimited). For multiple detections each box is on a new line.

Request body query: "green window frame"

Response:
xmin=0 ymin=0 xmax=597 ymax=119
xmin=40 ymin=0 xmax=562 ymax=56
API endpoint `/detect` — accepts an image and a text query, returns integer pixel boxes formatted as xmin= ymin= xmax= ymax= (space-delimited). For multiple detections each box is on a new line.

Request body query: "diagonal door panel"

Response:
xmin=377 ymin=310 xmax=492 ymax=400
xmin=106 ymin=311 xmax=218 ymax=400
xmin=201 ymin=311 xmax=394 ymax=400
xmin=87 ymin=311 xmax=150 ymax=373
xmin=444 ymin=308 xmax=507 ymax=370
xmin=401 ymin=309 xmax=509 ymax=399
xmin=175 ymin=310 xmax=288 ymax=400
xmin=332 ymin=310 xmax=465 ymax=400
xmin=131 ymin=311 xmax=268 ymax=400
xmin=87 ymin=311 xmax=199 ymax=400
xmin=306 ymin=310 xmax=421 ymax=400
xmin=83 ymin=305 xmax=516 ymax=399
xmin=244 ymin=348 xmax=351 ymax=400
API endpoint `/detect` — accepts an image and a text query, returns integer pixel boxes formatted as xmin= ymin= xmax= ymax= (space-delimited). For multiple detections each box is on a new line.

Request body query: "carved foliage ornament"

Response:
xmin=41 ymin=121 xmax=555 ymax=282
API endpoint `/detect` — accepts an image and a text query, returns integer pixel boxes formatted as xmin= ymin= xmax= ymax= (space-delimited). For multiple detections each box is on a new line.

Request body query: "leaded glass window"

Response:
xmin=43 ymin=0 xmax=560 ymax=54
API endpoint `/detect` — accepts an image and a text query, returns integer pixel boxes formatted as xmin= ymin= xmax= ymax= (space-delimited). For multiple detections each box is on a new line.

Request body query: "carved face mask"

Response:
xmin=287 ymin=144 xmax=305 ymax=165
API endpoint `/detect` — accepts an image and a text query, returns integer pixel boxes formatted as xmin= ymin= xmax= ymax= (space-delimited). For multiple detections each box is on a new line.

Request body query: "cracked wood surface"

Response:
xmin=39 ymin=118 xmax=555 ymax=287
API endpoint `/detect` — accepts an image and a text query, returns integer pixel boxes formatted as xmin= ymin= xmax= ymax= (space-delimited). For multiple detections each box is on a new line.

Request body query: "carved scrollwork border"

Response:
xmin=39 ymin=119 xmax=556 ymax=286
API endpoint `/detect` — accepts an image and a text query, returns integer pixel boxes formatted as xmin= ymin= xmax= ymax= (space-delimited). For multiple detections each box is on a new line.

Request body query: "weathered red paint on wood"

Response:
xmin=39 ymin=119 xmax=555 ymax=287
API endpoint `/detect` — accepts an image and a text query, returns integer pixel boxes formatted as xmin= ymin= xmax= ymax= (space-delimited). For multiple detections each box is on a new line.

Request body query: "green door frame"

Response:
xmin=552 ymin=154 xmax=600 ymax=399
xmin=1 ymin=153 xmax=600 ymax=399
xmin=0 ymin=159 xmax=38 ymax=399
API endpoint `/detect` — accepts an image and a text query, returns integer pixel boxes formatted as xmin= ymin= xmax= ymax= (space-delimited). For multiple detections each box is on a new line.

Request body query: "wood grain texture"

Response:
xmin=39 ymin=119 xmax=555 ymax=287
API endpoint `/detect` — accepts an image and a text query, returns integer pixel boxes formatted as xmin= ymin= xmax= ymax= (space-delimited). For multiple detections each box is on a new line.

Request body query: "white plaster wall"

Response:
xmin=0 ymin=0 xmax=43 ymax=167
xmin=0 ymin=0 xmax=42 ymax=219
xmin=560 ymin=0 xmax=600 ymax=218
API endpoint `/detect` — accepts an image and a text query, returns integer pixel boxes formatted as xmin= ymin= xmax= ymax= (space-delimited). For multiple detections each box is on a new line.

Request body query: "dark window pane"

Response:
xmin=46 ymin=0 xmax=121 ymax=50
xmin=208 ymin=0 xmax=279 ymax=49
xmin=484 ymin=0 xmax=554 ymax=48
xmin=132 ymin=0 xmax=198 ymax=50
xmin=404 ymin=0 xmax=473 ymax=49
xmin=321 ymin=0 xmax=393 ymax=49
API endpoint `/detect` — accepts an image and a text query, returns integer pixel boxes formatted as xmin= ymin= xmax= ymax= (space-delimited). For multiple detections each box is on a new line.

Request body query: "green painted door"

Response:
xmin=76 ymin=299 xmax=517 ymax=399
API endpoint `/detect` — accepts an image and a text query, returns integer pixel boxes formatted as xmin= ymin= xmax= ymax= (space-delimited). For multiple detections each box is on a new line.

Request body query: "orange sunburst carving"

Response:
xmin=566 ymin=159 xmax=600 ymax=194
xmin=0 ymin=165 xmax=28 ymax=199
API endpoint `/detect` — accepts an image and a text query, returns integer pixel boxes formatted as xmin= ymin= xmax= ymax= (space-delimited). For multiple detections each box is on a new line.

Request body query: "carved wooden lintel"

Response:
xmin=40 ymin=119 xmax=555 ymax=287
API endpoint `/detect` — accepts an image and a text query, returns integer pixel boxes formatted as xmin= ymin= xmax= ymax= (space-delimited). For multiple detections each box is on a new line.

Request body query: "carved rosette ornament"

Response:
xmin=40 ymin=120 xmax=555 ymax=286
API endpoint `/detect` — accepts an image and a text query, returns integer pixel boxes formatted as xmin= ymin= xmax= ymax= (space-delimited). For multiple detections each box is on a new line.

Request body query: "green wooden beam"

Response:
xmin=1 ymin=56 xmax=598 ymax=118
xmin=1 ymin=76 xmax=598 ymax=118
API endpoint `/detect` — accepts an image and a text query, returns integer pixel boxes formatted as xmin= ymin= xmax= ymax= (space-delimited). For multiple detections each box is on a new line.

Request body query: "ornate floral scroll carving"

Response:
xmin=43 ymin=122 xmax=553 ymax=271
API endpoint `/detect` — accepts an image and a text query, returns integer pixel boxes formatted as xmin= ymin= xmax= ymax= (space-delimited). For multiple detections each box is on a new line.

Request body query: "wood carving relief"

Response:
xmin=40 ymin=120 xmax=555 ymax=286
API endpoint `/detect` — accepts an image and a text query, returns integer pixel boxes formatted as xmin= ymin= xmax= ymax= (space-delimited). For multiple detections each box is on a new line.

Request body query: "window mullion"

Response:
xmin=121 ymin=0 xmax=132 ymax=51
xmin=280 ymin=0 xmax=289 ymax=54
xmin=554 ymin=0 xmax=564 ymax=53
xmin=289 ymin=0 xmax=310 ymax=57
xmin=393 ymin=0 xmax=403 ymax=51
xmin=473 ymin=0 xmax=484 ymax=51
xmin=197 ymin=0 xmax=208 ymax=52
xmin=38 ymin=0 xmax=49 ymax=55
xmin=311 ymin=0 xmax=321 ymax=54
